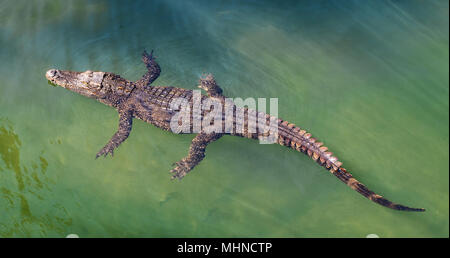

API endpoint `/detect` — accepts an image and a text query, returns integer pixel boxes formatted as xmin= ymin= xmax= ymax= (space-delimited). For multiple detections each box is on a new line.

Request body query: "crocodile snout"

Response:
xmin=46 ymin=69 xmax=61 ymax=81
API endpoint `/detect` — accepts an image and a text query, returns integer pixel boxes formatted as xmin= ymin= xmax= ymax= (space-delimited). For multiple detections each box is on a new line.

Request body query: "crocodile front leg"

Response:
xmin=170 ymin=132 xmax=223 ymax=179
xmin=135 ymin=50 xmax=161 ymax=88
xmin=96 ymin=108 xmax=134 ymax=158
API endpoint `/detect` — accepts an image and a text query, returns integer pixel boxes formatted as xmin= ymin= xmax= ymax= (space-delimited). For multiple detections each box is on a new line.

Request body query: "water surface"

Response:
xmin=0 ymin=0 xmax=448 ymax=237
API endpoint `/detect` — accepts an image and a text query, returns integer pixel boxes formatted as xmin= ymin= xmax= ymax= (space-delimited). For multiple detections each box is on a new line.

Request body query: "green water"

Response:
xmin=0 ymin=0 xmax=448 ymax=238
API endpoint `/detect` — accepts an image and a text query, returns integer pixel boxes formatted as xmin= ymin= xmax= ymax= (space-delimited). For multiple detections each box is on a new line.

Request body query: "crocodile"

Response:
xmin=45 ymin=50 xmax=425 ymax=212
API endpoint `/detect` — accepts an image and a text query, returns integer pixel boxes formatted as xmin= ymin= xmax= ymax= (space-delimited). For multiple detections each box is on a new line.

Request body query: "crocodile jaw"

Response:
xmin=46 ymin=69 xmax=105 ymax=98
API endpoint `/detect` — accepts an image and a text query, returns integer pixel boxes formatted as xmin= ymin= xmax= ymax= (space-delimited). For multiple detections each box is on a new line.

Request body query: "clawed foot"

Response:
xmin=142 ymin=49 xmax=155 ymax=63
xmin=95 ymin=144 xmax=115 ymax=159
xmin=198 ymin=74 xmax=215 ymax=90
xmin=170 ymin=159 xmax=192 ymax=180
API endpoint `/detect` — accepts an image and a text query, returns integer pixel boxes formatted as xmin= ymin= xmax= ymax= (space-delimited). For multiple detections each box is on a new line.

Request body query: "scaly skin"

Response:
xmin=45 ymin=50 xmax=425 ymax=212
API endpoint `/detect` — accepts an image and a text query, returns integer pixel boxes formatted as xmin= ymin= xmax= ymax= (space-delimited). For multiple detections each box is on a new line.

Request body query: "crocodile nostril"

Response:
xmin=46 ymin=69 xmax=57 ymax=78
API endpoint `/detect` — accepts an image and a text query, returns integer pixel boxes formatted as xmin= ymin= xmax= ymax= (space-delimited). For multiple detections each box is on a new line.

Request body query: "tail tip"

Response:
xmin=393 ymin=204 xmax=426 ymax=212
xmin=373 ymin=196 xmax=425 ymax=212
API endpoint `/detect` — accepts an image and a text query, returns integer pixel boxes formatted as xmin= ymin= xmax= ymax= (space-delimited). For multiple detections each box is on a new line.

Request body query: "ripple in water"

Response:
xmin=0 ymin=118 xmax=72 ymax=237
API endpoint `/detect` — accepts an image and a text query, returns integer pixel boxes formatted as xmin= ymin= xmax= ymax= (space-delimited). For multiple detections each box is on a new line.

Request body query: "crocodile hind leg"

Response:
xmin=170 ymin=132 xmax=223 ymax=179
xmin=198 ymin=74 xmax=224 ymax=98
xmin=135 ymin=50 xmax=161 ymax=88
xmin=96 ymin=108 xmax=133 ymax=158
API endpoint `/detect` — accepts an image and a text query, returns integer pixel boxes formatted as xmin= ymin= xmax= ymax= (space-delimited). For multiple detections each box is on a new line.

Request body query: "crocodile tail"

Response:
xmin=333 ymin=167 xmax=425 ymax=211
xmin=274 ymin=120 xmax=425 ymax=212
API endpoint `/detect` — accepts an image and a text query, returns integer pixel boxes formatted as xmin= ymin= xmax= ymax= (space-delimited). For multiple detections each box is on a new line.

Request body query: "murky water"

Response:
xmin=0 ymin=0 xmax=448 ymax=237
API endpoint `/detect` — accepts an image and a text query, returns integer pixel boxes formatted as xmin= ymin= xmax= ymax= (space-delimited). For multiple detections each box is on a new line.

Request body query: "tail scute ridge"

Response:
xmin=278 ymin=123 xmax=425 ymax=212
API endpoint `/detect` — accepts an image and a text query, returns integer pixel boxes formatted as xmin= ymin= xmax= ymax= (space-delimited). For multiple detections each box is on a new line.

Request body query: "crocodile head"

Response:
xmin=46 ymin=69 xmax=106 ymax=99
